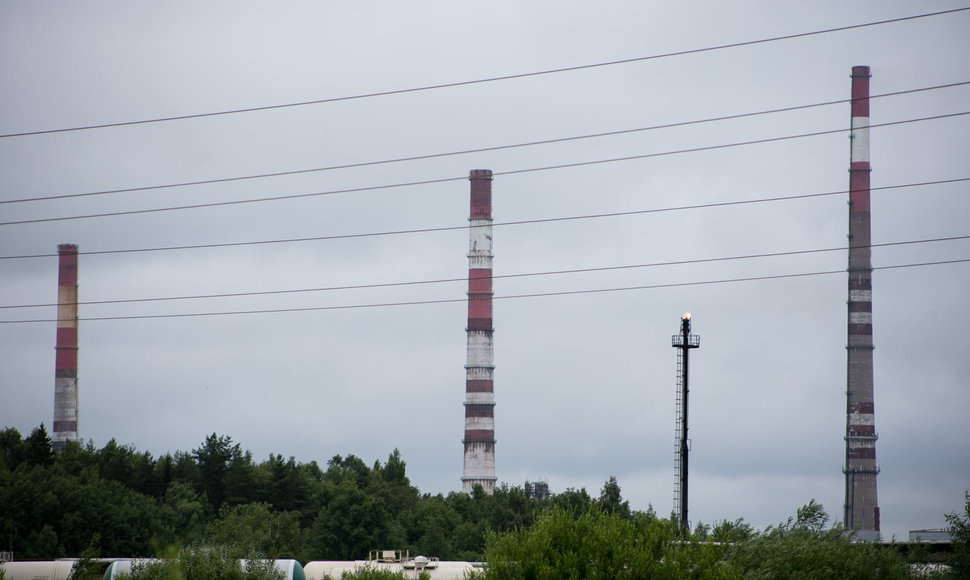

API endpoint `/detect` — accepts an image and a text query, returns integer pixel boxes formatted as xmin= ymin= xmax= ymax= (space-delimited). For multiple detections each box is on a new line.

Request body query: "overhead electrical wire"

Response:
xmin=2 ymin=177 xmax=967 ymax=261
xmin=2 ymin=235 xmax=967 ymax=311
xmin=1 ymin=177 xmax=966 ymax=261
xmin=1 ymin=7 xmax=966 ymax=139
xmin=2 ymin=111 xmax=967 ymax=228
xmin=3 ymin=80 xmax=967 ymax=207
xmin=1 ymin=258 xmax=966 ymax=324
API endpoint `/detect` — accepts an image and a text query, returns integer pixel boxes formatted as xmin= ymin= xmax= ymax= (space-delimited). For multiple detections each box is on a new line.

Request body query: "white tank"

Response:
xmin=1 ymin=560 xmax=105 ymax=580
xmin=302 ymin=561 xmax=358 ymax=580
xmin=104 ymin=558 xmax=304 ymax=580
xmin=303 ymin=559 xmax=475 ymax=580
xmin=102 ymin=559 xmax=156 ymax=579
xmin=247 ymin=558 xmax=305 ymax=580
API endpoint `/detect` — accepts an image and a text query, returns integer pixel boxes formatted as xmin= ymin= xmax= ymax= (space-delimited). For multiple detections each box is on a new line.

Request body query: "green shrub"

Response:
xmin=944 ymin=491 xmax=970 ymax=579
xmin=482 ymin=506 xmax=736 ymax=579
xmin=725 ymin=501 xmax=908 ymax=580
xmin=335 ymin=568 xmax=430 ymax=579
xmin=481 ymin=501 xmax=914 ymax=580
xmin=68 ymin=533 xmax=102 ymax=580
xmin=116 ymin=546 xmax=283 ymax=580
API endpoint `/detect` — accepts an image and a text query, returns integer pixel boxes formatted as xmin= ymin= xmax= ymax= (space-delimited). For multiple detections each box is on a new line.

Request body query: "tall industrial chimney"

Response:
xmin=461 ymin=169 xmax=497 ymax=494
xmin=843 ymin=65 xmax=880 ymax=536
xmin=53 ymin=244 xmax=79 ymax=451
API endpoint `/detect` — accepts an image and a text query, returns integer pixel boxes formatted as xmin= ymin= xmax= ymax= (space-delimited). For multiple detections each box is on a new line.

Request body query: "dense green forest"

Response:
xmin=2 ymin=425 xmax=968 ymax=579
xmin=0 ymin=424 xmax=599 ymax=562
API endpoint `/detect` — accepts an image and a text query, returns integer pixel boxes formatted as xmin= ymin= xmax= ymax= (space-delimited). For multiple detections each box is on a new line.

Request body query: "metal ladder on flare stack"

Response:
xmin=673 ymin=348 xmax=684 ymax=517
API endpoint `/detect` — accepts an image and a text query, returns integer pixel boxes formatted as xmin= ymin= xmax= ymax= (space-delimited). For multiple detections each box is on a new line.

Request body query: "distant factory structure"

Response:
xmin=52 ymin=244 xmax=79 ymax=451
xmin=524 ymin=480 xmax=550 ymax=500
xmin=461 ymin=170 xmax=497 ymax=494
xmin=844 ymin=65 xmax=881 ymax=539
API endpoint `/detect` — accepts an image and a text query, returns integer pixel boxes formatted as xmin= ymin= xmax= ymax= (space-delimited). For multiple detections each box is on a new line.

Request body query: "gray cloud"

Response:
xmin=2 ymin=0 xmax=968 ymax=543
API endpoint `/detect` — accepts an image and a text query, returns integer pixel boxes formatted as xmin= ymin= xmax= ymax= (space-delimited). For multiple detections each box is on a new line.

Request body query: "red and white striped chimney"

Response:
xmin=53 ymin=243 xmax=79 ymax=450
xmin=461 ymin=169 xmax=497 ymax=494
xmin=844 ymin=65 xmax=880 ymax=535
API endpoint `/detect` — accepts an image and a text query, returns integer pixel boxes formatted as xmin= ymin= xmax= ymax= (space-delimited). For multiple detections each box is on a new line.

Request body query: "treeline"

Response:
xmin=0 ymin=425 xmax=617 ymax=562
xmin=5 ymin=425 xmax=968 ymax=579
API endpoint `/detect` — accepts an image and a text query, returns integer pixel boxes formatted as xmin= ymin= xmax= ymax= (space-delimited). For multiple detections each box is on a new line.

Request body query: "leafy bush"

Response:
xmin=482 ymin=501 xmax=914 ymax=580
xmin=333 ymin=568 xmax=431 ymax=579
xmin=482 ymin=506 xmax=735 ymax=579
xmin=68 ymin=533 xmax=102 ymax=580
xmin=115 ymin=546 xmax=283 ymax=580
xmin=944 ymin=491 xmax=970 ymax=578
xmin=726 ymin=501 xmax=908 ymax=580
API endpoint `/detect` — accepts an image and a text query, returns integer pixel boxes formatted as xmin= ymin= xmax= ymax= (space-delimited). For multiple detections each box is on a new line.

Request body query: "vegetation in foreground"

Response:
xmin=2 ymin=425 xmax=968 ymax=578
xmin=0 ymin=425 xmax=570 ymax=561
xmin=112 ymin=546 xmax=283 ymax=580
xmin=481 ymin=500 xmax=914 ymax=579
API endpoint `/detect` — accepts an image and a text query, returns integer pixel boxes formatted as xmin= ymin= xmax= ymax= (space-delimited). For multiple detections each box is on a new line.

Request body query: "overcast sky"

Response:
xmin=1 ymin=1 xmax=968 ymax=542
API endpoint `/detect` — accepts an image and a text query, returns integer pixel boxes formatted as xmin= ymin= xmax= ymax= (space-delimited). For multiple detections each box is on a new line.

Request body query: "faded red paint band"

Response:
xmin=56 ymin=348 xmax=78 ymax=369
xmin=849 ymin=164 xmax=871 ymax=212
xmin=466 ymin=380 xmax=493 ymax=393
xmin=849 ymin=447 xmax=876 ymax=459
xmin=470 ymin=170 xmax=492 ymax=219
xmin=468 ymin=298 xmax=492 ymax=318
xmin=463 ymin=429 xmax=495 ymax=443
xmin=849 ymin=401 xmax=875 ymax=413
xmin=468 ymin=269 xmax=492 ymax=293
xmin=56 ymin=327 xmax=78 ymax=344
xmin=465 ymin=406 xmax=494 ymax=418
xmin=467 ymin=318 xmax=492 ymax=331
xmin=851 ymin=66 xmax=870 ymax=117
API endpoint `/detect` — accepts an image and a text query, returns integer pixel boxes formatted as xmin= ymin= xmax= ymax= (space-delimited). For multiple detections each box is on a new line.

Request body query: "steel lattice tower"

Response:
xmin=843 ymin=65 xmax=880 ymax=536
xmin=672 ymin=313 xmax=699 ymax=535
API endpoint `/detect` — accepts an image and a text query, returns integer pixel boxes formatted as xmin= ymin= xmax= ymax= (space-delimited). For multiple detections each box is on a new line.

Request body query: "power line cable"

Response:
xmin=2 ymin=111 xmax=966 ymax=228
xmin=2 ymin=258 xmax=966 ymax=324
xmin=501 ymin=258 xmax=970 ymax=301
xmin=1 ymin=7 xmax=966 ymax=140
xmin=4 ymin=81 xmax=967 ymax=206
xmin=497 ymin=112 xmax=968 ymax=177
xmin=2 ymin=234 xmax=966 ymax=310
xmin=1 ymin=177 xmax=966 ymax=261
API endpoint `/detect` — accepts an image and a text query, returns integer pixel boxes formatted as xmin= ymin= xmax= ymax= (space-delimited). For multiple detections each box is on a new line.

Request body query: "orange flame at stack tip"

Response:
xmin=683 ymin=312 xmax=691 ymax=320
